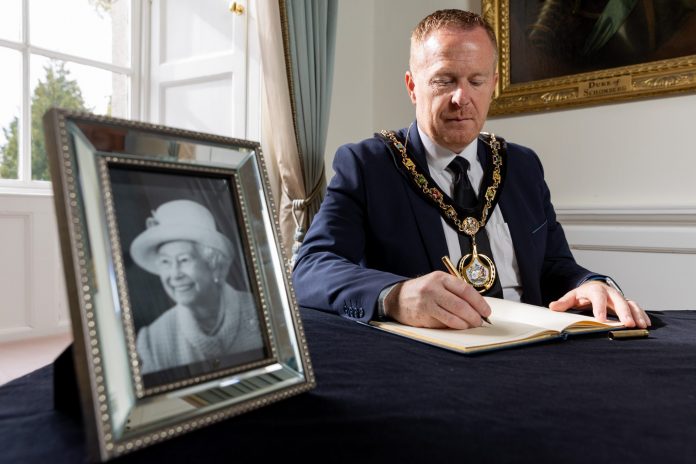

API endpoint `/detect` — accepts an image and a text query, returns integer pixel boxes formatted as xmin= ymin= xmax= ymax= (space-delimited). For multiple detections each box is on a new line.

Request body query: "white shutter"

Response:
xmin=148 ymin=0 xmax=247 ymax=138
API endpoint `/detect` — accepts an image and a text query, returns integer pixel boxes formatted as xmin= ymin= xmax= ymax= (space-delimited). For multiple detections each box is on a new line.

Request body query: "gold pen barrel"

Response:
xmin=442 ymin=256 xmax=460 ymax=277
xmin=608 ymin=329 xmax=649 ymax=340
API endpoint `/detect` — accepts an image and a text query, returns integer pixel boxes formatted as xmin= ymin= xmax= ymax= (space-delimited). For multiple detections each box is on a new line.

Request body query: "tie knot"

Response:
xmin=447 ymin=156 xmax=470 ymax=176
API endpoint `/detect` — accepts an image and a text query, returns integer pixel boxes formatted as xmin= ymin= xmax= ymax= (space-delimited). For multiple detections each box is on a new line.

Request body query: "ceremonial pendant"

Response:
xmin=457 ymin=240 xmax=496 ymax=293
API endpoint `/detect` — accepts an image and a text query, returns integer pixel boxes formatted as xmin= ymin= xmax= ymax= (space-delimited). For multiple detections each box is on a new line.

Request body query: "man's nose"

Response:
xmin=451 ymin=86 xmax=470 ymax=107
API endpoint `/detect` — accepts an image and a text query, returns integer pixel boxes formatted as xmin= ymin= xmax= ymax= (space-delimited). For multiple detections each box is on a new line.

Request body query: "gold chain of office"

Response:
xmin=379 ymin=130 xmax=503 ymax=237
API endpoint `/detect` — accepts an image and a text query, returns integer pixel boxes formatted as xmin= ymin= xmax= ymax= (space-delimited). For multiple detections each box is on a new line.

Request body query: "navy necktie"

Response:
xmin=447 ymin=156 xmax=503 ymax=298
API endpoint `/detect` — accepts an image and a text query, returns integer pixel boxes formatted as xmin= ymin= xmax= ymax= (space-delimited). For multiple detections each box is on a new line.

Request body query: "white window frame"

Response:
xmin=0 ymin=0 xmax=144 ymax=195
xmin=0 ymin=0 xmax=262 ymax=195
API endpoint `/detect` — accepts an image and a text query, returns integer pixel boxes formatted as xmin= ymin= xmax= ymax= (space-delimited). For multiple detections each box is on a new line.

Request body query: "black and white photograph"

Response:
xmin=107 ymin=163 xmax=270 ymax=390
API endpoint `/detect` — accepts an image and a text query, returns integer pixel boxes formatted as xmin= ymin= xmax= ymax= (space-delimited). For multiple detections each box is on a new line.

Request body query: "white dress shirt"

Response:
xmin=418 ymin=127 xmax=523 ymax=301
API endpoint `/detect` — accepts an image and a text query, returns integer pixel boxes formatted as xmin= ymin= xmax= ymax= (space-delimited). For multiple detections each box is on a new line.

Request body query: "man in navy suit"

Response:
xmin=293 ymin=9 xmax=649 ymax=330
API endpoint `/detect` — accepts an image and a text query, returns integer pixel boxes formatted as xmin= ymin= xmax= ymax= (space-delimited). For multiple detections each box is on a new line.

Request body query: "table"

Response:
xmin=2 ymin=309 xmax=695 ymax=463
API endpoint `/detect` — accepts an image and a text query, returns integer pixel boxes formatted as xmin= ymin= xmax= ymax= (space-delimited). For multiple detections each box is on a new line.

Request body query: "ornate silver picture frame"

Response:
xmin=483 ymin=0 xmax=696 ymax=115
xmin=43 ymin=109 xmax=315 ymax=461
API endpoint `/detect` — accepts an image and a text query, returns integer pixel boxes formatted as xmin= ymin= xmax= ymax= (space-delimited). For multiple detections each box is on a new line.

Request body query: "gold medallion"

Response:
xmin=457 ymin=240 xmax=496 ymax=292
xmin=462 ymin=216 xmax=480 ymax=235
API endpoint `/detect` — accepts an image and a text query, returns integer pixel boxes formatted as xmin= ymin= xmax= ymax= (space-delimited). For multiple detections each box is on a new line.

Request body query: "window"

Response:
xmin=0 ymin=0 xmax=138 ymax=187
xmin=0 ymin=0 xmax=260 ymax=347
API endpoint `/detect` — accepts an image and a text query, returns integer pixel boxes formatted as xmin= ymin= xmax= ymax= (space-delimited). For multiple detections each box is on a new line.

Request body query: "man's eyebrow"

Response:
xmin=430 ymin=69 xmax=456 ymax=77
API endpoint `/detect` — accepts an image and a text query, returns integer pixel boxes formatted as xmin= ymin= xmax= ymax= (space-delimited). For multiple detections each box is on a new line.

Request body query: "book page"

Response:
xmin=370 ymin=319 xmax=560 ymax=354
xmin=485 ymin=297 xmax=623 ymax=333
xmin=369 ymin=298 xmax=625 ymax=354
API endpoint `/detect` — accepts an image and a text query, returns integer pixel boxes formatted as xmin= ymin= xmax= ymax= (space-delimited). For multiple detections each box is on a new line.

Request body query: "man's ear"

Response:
xmin=405 ymin=71 xmax=417 ymax=104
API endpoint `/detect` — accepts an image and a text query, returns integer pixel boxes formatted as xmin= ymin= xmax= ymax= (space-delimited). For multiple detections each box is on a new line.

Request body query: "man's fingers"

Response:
xmin=549 ymin=290 xmax=577 ymax=312
xmin=443 ymin=276 xmax=491 ymax=319
xmin=587 ymin=291 xmax=610 ymax=323
xmin=429 ymin=304 xmax=479 ymax=329
xmin=606 ymin=293 xmax=634 ymax=327
xmin=433 ymin=277 xmax=488 ymax=328
xmin=626 ymin=299 xmax=651 ymax=328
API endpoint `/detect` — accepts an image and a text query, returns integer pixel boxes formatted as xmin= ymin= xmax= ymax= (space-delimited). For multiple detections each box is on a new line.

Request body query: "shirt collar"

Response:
xmin=417 ymin=126 xmax=479 ymax=173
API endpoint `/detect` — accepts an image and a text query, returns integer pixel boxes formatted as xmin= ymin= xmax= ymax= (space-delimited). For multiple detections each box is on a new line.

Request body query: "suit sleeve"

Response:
xmin=292 ymin=143 xmax=406 ymax=322
xmin=530 ymin=153 xmax=602 ymax=304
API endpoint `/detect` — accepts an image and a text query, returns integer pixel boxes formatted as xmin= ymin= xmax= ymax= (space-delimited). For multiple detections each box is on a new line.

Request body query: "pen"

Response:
xmin=441 ymin=256 xmax=492 ymax=325
xmin=608 ymin=329 xmax=649 ymax=340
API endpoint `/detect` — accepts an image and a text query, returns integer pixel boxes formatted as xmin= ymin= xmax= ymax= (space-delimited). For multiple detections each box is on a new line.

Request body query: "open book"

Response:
xmin=369 ymin=297 xmax=626 ymax=354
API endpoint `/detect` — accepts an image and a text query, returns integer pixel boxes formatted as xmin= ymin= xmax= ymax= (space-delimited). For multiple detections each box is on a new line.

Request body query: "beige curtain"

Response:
xmin=256 ymin=0 xmax=306 ymax=264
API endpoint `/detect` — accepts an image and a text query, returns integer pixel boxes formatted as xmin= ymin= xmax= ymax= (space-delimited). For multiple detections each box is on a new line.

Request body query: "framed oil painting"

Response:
xmin=482 ymin=0 xmax=696 ymax=115
xmin=43 ymin=108 xmax=314 ymax=461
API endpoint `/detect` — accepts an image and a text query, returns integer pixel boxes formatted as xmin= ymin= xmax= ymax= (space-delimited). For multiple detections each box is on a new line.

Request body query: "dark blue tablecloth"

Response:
xmin=2 ymin=309 xmax=695 ymax=463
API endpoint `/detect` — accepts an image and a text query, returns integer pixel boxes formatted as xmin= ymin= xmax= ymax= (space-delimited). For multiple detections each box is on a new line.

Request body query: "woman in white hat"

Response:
xmin=131 ymin=199 xmax=264 ymax=375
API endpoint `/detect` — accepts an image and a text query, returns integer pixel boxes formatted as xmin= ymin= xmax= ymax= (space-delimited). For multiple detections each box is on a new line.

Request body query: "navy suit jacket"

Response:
xmin=293 ymin=123 xmax=597 ymax=322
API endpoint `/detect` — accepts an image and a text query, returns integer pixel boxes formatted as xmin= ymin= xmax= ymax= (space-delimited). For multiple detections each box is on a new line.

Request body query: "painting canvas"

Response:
xmin=482 ymin=0 xmax=696 ymax=114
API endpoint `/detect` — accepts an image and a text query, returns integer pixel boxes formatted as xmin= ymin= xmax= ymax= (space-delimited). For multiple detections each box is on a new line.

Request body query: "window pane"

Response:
xmin=30 ymin=55 xmax=130 ymax=180
xmin=0 ymin=0 xmax=22 ymax=42
xmin=164 ymin=0 xmax=236 ymax=62
xmin=0 ymin=48 xmax=22 ymax=180
xmin=30 ymin=0 xmax=131 ymax=67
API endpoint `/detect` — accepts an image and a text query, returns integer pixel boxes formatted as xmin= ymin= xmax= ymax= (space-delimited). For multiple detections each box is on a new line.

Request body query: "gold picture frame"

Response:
xmin=482 ymin=0 xmax=696 ymax=115
xmin=43 ymin=109 xmax=315 ymax=462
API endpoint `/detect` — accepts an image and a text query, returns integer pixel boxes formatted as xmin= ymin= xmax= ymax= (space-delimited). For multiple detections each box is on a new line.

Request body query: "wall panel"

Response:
xmin=0 ymin=214 xmax=31 ymax=336
xmin=0 ymin=195 xmax=70 ymax=342
xmin=560 ymin=209 xmax=696 ymax=310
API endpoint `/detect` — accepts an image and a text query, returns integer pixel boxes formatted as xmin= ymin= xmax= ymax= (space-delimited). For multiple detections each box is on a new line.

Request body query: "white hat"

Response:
xmin=130 ymin=200 xmax=234 ymax=275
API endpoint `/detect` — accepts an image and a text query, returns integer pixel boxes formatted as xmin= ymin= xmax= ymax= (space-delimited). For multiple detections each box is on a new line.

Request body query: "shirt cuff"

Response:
xmin=376 ymin=283 xmax=399 ymax=320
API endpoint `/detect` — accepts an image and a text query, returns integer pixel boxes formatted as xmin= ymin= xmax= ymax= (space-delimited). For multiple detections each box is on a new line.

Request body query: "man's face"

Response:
xmin=405 ymin=27 xmax=498 ymax=152
xmin=155 ymin=240 xmax=217 ymax=307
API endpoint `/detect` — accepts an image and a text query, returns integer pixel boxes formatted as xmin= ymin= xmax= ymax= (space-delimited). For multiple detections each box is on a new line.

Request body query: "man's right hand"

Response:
xmin=383 ymin=271 xmax=491 ymax=329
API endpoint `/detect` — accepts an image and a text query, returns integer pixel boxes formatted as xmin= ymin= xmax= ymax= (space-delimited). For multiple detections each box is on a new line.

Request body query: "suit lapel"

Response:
xmin=399 ymin=123 xmax=449 ymax=272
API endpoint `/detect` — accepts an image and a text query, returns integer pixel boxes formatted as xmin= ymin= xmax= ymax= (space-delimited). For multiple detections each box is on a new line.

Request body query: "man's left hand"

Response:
xmin=549 ymin=281 xmax=651 ymax=328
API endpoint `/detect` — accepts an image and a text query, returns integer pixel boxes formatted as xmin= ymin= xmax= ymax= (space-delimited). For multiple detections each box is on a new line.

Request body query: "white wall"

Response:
xmin=487 ymin=97 xmax=696 ymax=209
xmin=324 ymin=0 xmax=373 ymax=176
xmin=325 ymin=0 xmax=465 ymax=176
xmin=325 ymin=0 xmax=696 ymax=310
xmin=0 ymin=194 xmax=70 ymax=342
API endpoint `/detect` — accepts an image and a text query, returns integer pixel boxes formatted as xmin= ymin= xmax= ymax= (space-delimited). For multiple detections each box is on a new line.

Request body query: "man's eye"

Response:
xmin=432 ymin=78 xmax=453 ymax=86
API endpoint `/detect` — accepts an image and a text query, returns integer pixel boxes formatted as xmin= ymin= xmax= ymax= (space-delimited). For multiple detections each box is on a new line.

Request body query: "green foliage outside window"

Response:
xmin=0 ymin=61 xmax=88 ymax=181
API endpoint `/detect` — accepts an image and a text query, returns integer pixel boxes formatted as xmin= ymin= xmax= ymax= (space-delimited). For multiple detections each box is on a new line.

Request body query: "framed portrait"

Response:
xmin=482 ymin=0 xmax=696 ymax=115
xmin=43 ymin=109 xmax=314 ymax=461
xmin=101 ymin=157 xmax=275 ymax=397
